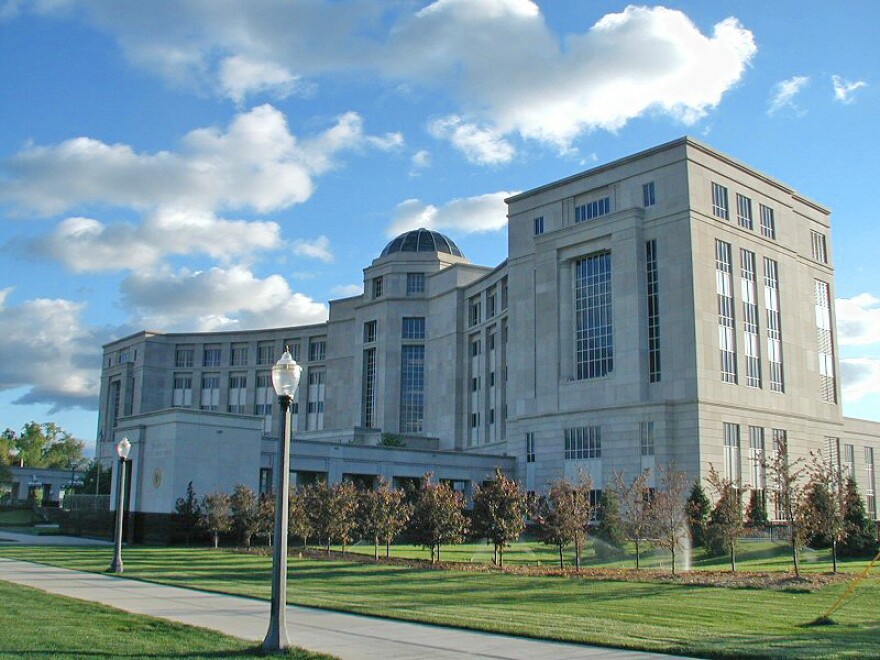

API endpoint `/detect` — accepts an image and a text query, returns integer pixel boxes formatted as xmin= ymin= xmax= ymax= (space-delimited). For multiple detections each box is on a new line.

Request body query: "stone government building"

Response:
xmin=96 ymin=137 xmax=880 ymax=538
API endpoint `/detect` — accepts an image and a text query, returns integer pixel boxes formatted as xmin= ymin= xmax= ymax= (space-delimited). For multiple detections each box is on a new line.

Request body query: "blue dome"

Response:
xmin=380 ymin=228 xmax=464 ymax=259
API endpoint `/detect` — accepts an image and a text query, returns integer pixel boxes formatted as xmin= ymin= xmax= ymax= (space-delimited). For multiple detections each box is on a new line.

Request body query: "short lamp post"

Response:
xmin=263 ymin=348 xmax=302 ymax=652
xmin=109 ymin=437 xmax=131 ymax=574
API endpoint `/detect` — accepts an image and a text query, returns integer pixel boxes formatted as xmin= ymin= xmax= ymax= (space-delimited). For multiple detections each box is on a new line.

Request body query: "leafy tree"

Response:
xmin=534 ymin=475 xmax=592 ymax=570
xmin=615 ymin=470 xmax=653 ymax=569
xmin=744 ymin=489 xmax=769 ymax=529
xmin=199 ymin=491 xmax=232 ymax=549
xmin=839 ymin=478 xmax=879 ymax=558
xmin=706 ymin=465 xmax=744 ymax=571
xmin=410 ymin=473 xmax=468 ymax=563
xmin=303 ymin=482 xmax=332 ymax=552
xmin=803 ymin=453 xmax=849 ymax=572
xmin=327 ymin=481 xmax=360 ymax=554
xmin=289 ymin=486 xmax=313 ymax=548
xmin=686 ymin=481 xmax=711 ymax=549
xmin=471 ymin=468 xmax=527 ymax=567
xmin=174 ymin=481 xmax=201 ymax=545
xmin=2 ymin=422 xmax=85 ymax=469
xmin=378 ymin=433 xmax=406 ymax=447
xmin=595 ymin=488 xmax=626 ymax=552
xmin=359 ymin=478 xmax=412 ymax=559
xmin=229 ymin=484 xmax=260 ymax=548
xmin=764 ymin=434 xmax=810 ymax=576
xmin=651 ymin=466 xmax=690 ymax=575
xmin=81 ymin=461 xmax=112 ymax=495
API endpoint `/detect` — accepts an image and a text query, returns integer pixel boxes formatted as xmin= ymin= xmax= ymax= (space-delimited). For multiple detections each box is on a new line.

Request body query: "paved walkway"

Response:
xmin=0 ymin=529 xmax=112 ymax=546
xmin=0 ymin=557 xmax=692 ymax=659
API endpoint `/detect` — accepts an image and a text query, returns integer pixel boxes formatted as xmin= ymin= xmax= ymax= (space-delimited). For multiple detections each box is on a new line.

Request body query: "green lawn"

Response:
xmin=0 ymin=578 xmax=333 ymax=659
xmin=1 ymin=544 xmax=877 ymax=659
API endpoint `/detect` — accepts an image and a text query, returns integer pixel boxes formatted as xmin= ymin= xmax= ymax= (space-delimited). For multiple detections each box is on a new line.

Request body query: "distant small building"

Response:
xmin=4 ymin=466 xmax=86 ymax=506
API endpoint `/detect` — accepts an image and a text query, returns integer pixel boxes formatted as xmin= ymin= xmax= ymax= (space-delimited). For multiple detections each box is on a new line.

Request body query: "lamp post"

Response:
xmin=263 ymin=348 xmax=302 ymax=652
xmin=109 ymin=437 xmax=131 ymax=573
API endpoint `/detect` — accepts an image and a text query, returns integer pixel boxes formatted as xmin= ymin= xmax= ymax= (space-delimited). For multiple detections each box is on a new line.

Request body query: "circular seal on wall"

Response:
xmin=152 ymin=467 xmax=163 ymax=489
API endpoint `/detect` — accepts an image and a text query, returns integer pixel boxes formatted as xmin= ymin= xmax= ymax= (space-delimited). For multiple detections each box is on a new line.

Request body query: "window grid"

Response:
xmin=172 ymin=375 xmax=192 ymax=407
xmin=575 ymin=251 xmax=613 ymax=380
xmin=640 ymin=421 xmax=655 ymax=457
xmin=228 ymin=374 xmax=247 ymax=414
xmin=406 ymin=272 xmax=425 ymax=295
xmin=574 ymin=197 xmax=611 ymax=223
xmin=643 ymin=182 xmax=656 ymax=207
xmin=308 ymin=339 xmax=327 ymax=362
xmin=866 ymin=447 xmax=876 ymax=520
xmin=526 ymin=432 xmax=535 ymax=463
xmin=723 ymin=422 xmax=741 ymax=484
xmin=362 ymin=348 xmax=377 ymax=428
xmin=200 ymin=374 xmax=220 ymax=411
xmin=203 ymin=345 xmax=221 ymax=367
xmin=811 ymin=230 xmax=828 ymax=264
xmin=372 ymin=277 xmax=383 ymax=299
xmin=844 ymin=443 xmax=855 ymax=481
xmin=255 ymin=372 xmax=273 ymax=434
xmin=257 ymin=343 xmax=275 ymax=365
xmin=175 ymin=346 xmax=194 ymax=368
xmin=760 ymin=204 xmax=776 ymax=239
xmin=712 ymin=182 xmax=729 ymax=219
xmin=230 ymin=344 xmax=248 ymax=367
xmin=716 ymin=240 xmax=737 ymax=383
xmin=749 ymin=426 xmax=766 ymax=490
xmin=763 ymin=258 xmax=784 ymax=392
xmin=533 ymin=216 xmax=544 ymax=235
xmin=399 ymin=345 xmax=425 ymax=433
xmin=565 ymin=426 xmax=601 ymax=460
xmin=740 ymin=249 xmax=761 ymax=388
xmin=402 ymin=317 xmax=426 ymax=340
xmin=736 ymin=193 xmax=753 ymax=230
xmin=815 ymin=280 xmax=836 ymax=403
xmin=363 ymin=320 xmax=377 ymax=344
xmin=646 ymin=240 xmax=660 ymax=383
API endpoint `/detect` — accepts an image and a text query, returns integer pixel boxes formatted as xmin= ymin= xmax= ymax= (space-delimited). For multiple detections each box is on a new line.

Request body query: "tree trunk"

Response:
xmin=832 ymin=539 xmax=838 ymax=573
xmin=671 ymin=546 xmax=677 ymax=576
xmin=374 ymin=537 xmax=379 ymax=561
xmin=574 ymin=538 xmax=581 ymax=571
xmin=558 ymin=544 xmax=564 ymax=569
xmin=213 ymin=532 xmax=219 ymax=549
xmin=493 ymin=545 xmax=497 ymax=566
xmin=635 ymin=538 xmax=641 ymax=570
xmin=791 ymin=539 xmax=800 ymax=577
xmin=437 ymin=544 xmax=441 ymax=562
xmin=730 ymin=546 xmax=736 ymax=572
xmin=499 ymin=545 xmax=504 ymax=568
xmin=386 ymin=540 xmax=391 ymax=559
xmin=326 ymin=538 xmax=331 ymax=555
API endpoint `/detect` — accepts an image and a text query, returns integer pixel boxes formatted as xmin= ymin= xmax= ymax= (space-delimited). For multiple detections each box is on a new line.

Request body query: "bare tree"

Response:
xmin=705 ymin=465 xmax=744 ymax=572
xmin=471 ymin=468 xmax=528 ymax=567
xmin=651 ymin=465 xmax=690 ymax=575
xmin=199 ymin=491 xmax=231 ymax=549
xmin=764 ymin=433 xmax=810 ymax=576
xmin=615 ymin=470 xmax=653 ymax=569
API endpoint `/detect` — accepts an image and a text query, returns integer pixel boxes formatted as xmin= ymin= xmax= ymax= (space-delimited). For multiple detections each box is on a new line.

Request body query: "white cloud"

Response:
xmin=291 ymin=235 xmax=334 ymax=263
xmin=0 ymin=287 xmax=101 ymax=411
xmin=831 ymin=75 xmax=867 ymax=104
xmin=387 ymin=191 xmax=515 ymax=237
xmin=331 ymin=284 xmax=364 ymax=298
xmin=768 ymin=75 xmax=809 ymax=116
xmin=841 ymin=358 xmax=880 ymax=404
xmin=429 ymin=116 xmax=515 ymax=165
xmin=836 ymin=294 xmax=880 ymax=346
xmin=411 ymin=150 xmax=431 ymax=169
xmin=21 ymin=3 xmax=757 ymax=157
xmin=119 ymin=265 xmax=328 ymax=332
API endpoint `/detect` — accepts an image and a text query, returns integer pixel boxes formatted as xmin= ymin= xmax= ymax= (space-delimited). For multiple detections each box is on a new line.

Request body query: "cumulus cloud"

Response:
xmin=386 ymin=191 xmax=515 ymax=237
xmin=411 ymin=150 xmax=431 ymax=169
xmin=768 ymin=75 xmax=809 ymax=116
xmin=291 ymin=235 xmax=333 ymax=263
xmin=841 ymin=358 xmax=880 ymax=404
xmin=0 ymin=288 xmax=101 ymax=411
xmin=429 ymin=116 xmax=515 ymax=165
xmin=831 ymin=75 xmax=867 ymax=104
xmin=119 ymin=265 xmax=329 ymax=332
xmin=18 ymin=2 xmax=757 ymax=157
xmin=836 ymin=294 xmax=880 ymax=346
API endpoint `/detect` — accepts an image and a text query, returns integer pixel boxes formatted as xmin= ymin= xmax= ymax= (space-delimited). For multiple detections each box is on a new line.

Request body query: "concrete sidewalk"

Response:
xmin=0 ymin=529 xmax=112 ymax=546
xmin=0 ymin=557 xmax=691 ymax=659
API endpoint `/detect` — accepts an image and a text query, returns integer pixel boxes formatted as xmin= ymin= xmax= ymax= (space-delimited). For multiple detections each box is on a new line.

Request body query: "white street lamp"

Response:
xmin=263 ymin=348 xmax=302 ymax=652
xmin=109 ymin=437 xmax=131 ymax=573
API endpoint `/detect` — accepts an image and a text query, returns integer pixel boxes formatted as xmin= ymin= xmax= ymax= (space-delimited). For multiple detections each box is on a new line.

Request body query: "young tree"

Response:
xmin=534 ymin=475 xmax=592 ymax=570
xmin=409 ymin=474 xmax=468 ymax=563
xmin=764 ymin=434 xmax=810 ymax=576
xmin=258 ymin=492 xmax=275 ymax=547
xmin=686 ymin=481 xmax=711 ymax=549
xmin=839 ymin=478 xmax=879 ymax=558
xmin=706 ymin=465 xmax=744 ymax=572
xmin=199 ymin=491 xmax=231 ymax=549
xmin=229 ymin=484 xmax=260 ymax=549
xmin=594 ymin=488 xmax=626 ymax=557
xmin=327 ymin=481 xmax=360 ymax=554
xmin=470 ymin=468 xmax=528 ymax=567
xmin=744 ymin=489 xmax=769 ymax=530
xmin=651 ymin=466 xmax=690 ymax=575
xmin=803 ymin=453 xmax=849 ymax=572
xmin=615 ymin=470 xmax=653 ymax=569
xmin=174 ymin=481 xmax=201 ymax=545
xmin=303 ymin=482 xmax=332 ymax=551
xmin=359 ymin=478 xmax=412 ymax=559
xmin=288 ymin=486 xmax=313 ymax=549
xmin=81 ymin=461 xmax=112 ymax=495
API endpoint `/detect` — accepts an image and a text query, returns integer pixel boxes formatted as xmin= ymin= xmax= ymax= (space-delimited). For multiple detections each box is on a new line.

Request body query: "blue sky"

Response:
xmin=1 ymin=1 xmax=878 ymax=453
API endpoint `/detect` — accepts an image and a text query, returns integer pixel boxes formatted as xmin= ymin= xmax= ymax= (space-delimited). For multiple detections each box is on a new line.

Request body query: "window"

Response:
xmin=471 ymin=376 xmax=480 ymax=392
xmin=712 ymin=182 xmax=729 ymax=219
xmin=741 ymin=249 xmax=761 ymax=388
xmin=175 ymin=345 xmax=194 ymax=368
xmin=228 ymin=374 xmax=247 ymax=414
xmin=534 ymin=216 xmax=544 ymax=235
xmin=643 ymin=182 xmax=656 ymax=207
xmin=866 ymin=447 xmax=876 ymax=520
xmin=815 ymin=280 xmax=836 ymax=403
xmin=362 ymin=348 xmax=376 ymax=427
xmin=565 ymin=426 xmax=601 ymax=460
xmin=646 ymin=240 xmax=660 ymax=383
xmin=716 ymin=240 xmax=737 ymax=383
xmin=844 ymin=443 xmax=855 ymax=481
xmin=255 ymin=372 xmax=274 ymax=434
xmin=469 ymin=297 xmax=482 ymax=326
xmin=308 ymin=338 xmax=327 ymax=362
xmin=230 ymin=344 xmax=248 ymax=366
xmin=723 ymin=422 xmax=741 ymax=484
xmin=307 ymin=369 xmax=326 ymax=430
xmin=400 ymin=345 xmax=424 ymax=433
xmin=736 ymin=193 xmax=753 ymax=230
xmin=402 ymin=317 xmax=425 ymax=340
xmin=749 ymin=426 xmax=765 ymax=490
xmin=811 ymin=230 xmax=828 ymax=264
xmin=257 ymin=342 xmax=275 ymax=365
xmin=283 ymin=341 xmax=301 ymax=362
xmin=526 ymin=432 xmax=535 ymax=463
xmin=764 ymin=258 xmax=785 ymax=392
xmin=471 ymin=412 xmax=480 ymax=429
xmin=470 ymin=338 xmax=481 ymax=356
xmin=574 ymin=251 xmax=613 ymax=380
xmin=200 ymin=374 xmax=220 ymax=411
xmin=640 ymin=421 xmax=655 ymax=457
xmin=372 ymin=276 xmax=383 ymax=299
xmin=203 ymin=344 xmax=221 ymax=367
xmin=501 ymin=277 xmax=508 ymax=310
xmin=363 ymin=320 xmax=377 ymax=344
xmin=487 ymin=290 xmax=497 ymax=318
xmin=575 ymin=197 xmax=611 ymax=223
xmin=489 ymin=409 xmax=495 ymax=425
xmin=760 ymin=204 xmax=776 ymax=239
xmin=172 ymin=375 xmax=192 ymax=407
xmin=406 ymin=272 xmax=425 ymax=295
